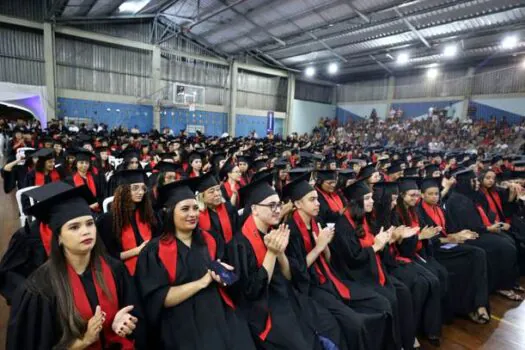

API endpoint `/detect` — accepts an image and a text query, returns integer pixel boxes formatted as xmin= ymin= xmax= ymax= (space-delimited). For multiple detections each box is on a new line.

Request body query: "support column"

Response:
xmin=43 ymin=22 xmax=56 ymax=122
xmin=285 ymin=72 xmax=295 ymax=136
xmin=461 ymin=67 xmax=476 ymax=120
xmin=229 ymin=60 xmax=238 ymax=136
xmin=152 ymin=46 xmax=162 ymax=130
xmin=386 ymin=75 xmax=395 ymax=117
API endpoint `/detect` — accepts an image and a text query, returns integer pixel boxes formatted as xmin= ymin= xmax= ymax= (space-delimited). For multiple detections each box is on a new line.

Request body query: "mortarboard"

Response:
xmin=238 ymin=173 xmax=277 ymax=208
xmin=342 ymin=178 xmax=371 ymax=201
xmin=282 ymin=172 xmax=314 ymax=202
xmin=158 ymin=178 xmax=199 ymax=208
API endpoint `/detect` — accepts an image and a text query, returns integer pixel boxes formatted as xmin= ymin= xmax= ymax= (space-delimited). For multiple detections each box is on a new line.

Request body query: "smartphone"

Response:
xmin=209 ymin=260 xmax=239 ymax=286
xmin=441 ymin=243 xmax=458 ymax=250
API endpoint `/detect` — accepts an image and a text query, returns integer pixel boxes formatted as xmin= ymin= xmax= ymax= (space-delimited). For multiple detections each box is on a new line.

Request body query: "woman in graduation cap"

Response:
xmin=315 ymin=169 xmax=346 ymax=224
xmin=64 ymin=149 xmax=105 ymax=213
xmin=7 ymin=183 xmax=147 ymax=349
xmin=445 ymin=169 xmax=522 ymax=301
xmin=236 ymin=154 xmax=252 ymax=187
xmin=329 ymin=179 xmax=418 ymax=350
xmin=219 ymin=159 xmax=241 ymax=207
xmin=185 ymin=151 xmax=204 ymax=178
xmin=416 ymin=177 xmax=491 ymax=323
xmin=231 ymin=174 xmax=343 ymax=350
xmin=97 ymin=170 xmax=159 ymax=276
xmin=94 ymin=145 xmax=114 ymax=176
xmin=135 ymin=178 xmax=256 ymax=350
xmin=1 ymin=148 xmax=36 ymax=193
xmin=283 ymin=174 xmax=394 ymax=350
xmin=23 ymin=148 xmax=64 ymax=187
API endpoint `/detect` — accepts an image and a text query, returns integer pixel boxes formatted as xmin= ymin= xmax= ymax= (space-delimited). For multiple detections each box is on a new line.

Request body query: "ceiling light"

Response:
xmin=327 ymin=63 xmax=338 ymax=74
xmin=443 ymin=44 xmax=457 ymax=58
xmin=118 ymin=0 xmax=149 ymax=13
xmin=305 ymin=67 xmax=316 ymax=77
xmin=502 ymin=35 xmax=519 ymax=50
xmin=397 ymin=53 xmax=409 ymax=65
xmin=427 ymin=68 xmax=438 ymax=79
xmin=522 ymin=58 xmax=525 ymax=69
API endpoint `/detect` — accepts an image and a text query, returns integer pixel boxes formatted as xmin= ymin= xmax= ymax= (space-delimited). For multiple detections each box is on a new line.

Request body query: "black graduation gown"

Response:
xmin=231 ymin=232 xmax=339 ymax=350
xmin=1 ymin=157 xmax=30 ymax=193
xmin=316 ymin=189 xmax=343 ymax=225
xmin=135 ymin=234 xmax=256 ymax=350
xmin=0 ymin=221 xmax=47 ymax=304
xmin=22 ymin=168 xmax=65 ymax=188
xmin=286 ymin=217 xmax=391 ymax=350
xmin=445 ymin=190 xmax=519 ymax=291
xmin=64 ymin=172 xmax=105 ymax=209
xmin=201 ymin=202 xmax=239 ymax=262
xmin=7 ymin=256 xmax=147 ymax=349
xmin=329 ymin=214 xmax=415 ymax=350
xmin=416 ymin=202 xmax=489 ymax=317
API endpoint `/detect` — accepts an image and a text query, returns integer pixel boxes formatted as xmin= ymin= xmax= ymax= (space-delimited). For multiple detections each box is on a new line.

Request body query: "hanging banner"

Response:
xmin=267 ymin=111 xmax=274 ymax=133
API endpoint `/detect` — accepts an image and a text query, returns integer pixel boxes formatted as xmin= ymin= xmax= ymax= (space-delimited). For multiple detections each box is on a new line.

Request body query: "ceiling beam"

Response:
xmin=138 ymin=0 xmax=181 ymax=14
xmin=187 ymin=0 xmax=246 ymax=30
xmin=47 ymin=0 xmax=69 ymax=18
xmin=393 ymin=7 xmax=431 ymax=48
xmin=54 ymin=14 xmax=158 ymax=24
xmin=369 ymin=54 xmax=392 ymax=74
xmin=342 ymin=0 xmax=370 ymax=23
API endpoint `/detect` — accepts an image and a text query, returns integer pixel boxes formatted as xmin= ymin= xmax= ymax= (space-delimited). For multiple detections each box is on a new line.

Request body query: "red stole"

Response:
xmin=476 ymin=205 xmax=493 ymax=228
xmin=316 ymin=187 xmax=344 ymax=213
xmin=39 ymin=222 xmax=53 ymax=256
xmin=121 ymin=210 xmax=152 ymax=275
xmin=481 ymin=188 xmax=504 ymax=223
xmin=189 ymin=170 xmax=199 ymax=178
xmin=157 ymin=231 xmax=235 ymax=309
xmin=73 ymin=172 xmax=97 ymax=197
xmin=360 ymin=219 xmax=386 ymax=286
xmin=223 ymin=181 xmax=239 ymax=199
xmin=421 ymin=201 xmax=447 ymax=236
xmin=292 ymin=211 xmax=351 ymax=299
xmin=239 ymin=175 xmax=248 ymax=187
xmin=35 ymin=169 xmax=60 ymax=186
xmin=240 ymin=215 xmax=272 ymax=340
xmin=67 ymin=258 xmax=133 ymax=350
xmin=198 ymin=204 xmax=234 ymax=243
xmin=397 ymin=207 xmax=423 ymax=251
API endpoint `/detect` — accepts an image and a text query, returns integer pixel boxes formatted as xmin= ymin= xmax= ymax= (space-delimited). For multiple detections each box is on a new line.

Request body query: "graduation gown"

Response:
xmin=197 ymin=202 xmax=239 ymax=261
xmin=231 ymin=216 xmax=340 ymax=350
xmin=416 ymin=201 xmax=489 ymax=316
xmin=0 ymin=221 xmax=48 ymax=304
xmin=135 ymin=231 xmax=256 ymax=350
xmin=315 ymin=187 xmax=344 ymax=224
xmin=7 ymin=256 xmax=147 ymax=350
xmin=286 ymin=212 xmax=392 ymax=350
xmin=445 ymin=190 xmax=519 ymax=291
xmin=23 ymin=168 xmax=63 ymax=188
xmin=65 ymin=171 xmax=105 ymax=210
xmin=1 ymin=157 xmax=30 ymax=193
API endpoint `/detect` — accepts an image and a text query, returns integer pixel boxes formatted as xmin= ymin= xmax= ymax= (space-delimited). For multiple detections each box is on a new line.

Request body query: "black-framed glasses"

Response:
xmin=256 ymin=202 xmax=283 ymax=212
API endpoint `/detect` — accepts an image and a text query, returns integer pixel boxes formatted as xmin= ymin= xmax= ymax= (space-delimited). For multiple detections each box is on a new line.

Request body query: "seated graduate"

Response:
xmin=315 ymin=170 xmax=345 ymax=224
xmin=358 ymin=164 xmax=382 ymax=189
xmin=97 ymin=170 xmax=159 ymax=276
xmin=64 ymin=149 xmax=105 ymax=213
xmin=231 ymin=174 xmax=343 ymax=350
xmin=186 ymin=151 xmax=204 ymax=178
xmin=149 ymin=160 xmax=182 ymax=210
xmin=23 ymin=148 xmax=64 ymax=187
xmin=196 ymin=173 xmax=239 ymax=253
xmin=329 ymin=179 xmax=416 ymax=350
xmin=219 ymin=158 xmax=241 ymax=208
xmin=283 ymin=174 xmax=392 ymax=350
xmin=416 ymin=177 xmax=490 ymax=323
xmin=445 ymin=169 xmax=522 ymax=301
xmin=7 ymin=183 xmax=146 ymax=350
xmin=236 ymin=154 xmax=252 ymax=187
xmin=94 ymin=145 xmax=114 ymax=177
xmin=135 ymin=179 xmax=256 ymax=350
xmin=0 ymin=182 xmax=96 ymax=304
xmin=1 ymin=148 xmax=36 ymax=193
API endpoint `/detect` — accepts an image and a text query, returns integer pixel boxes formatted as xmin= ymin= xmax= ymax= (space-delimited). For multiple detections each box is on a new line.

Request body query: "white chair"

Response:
xmin=103 ymin=196 xmax=114 ymax=213
xmin=105 ymin=171 xmax=114 ymax=182
xmin=237 ymin=208 xmax=244 ymax=216
xmin=15 ymin=186 xmax=38 ymax=226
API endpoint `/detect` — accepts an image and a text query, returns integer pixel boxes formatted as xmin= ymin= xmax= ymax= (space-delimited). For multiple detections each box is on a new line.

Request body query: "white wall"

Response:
xmin=290 ymin=99 xmax=336 ymax=134
xmin=337 ymin=102 xmax=389 ymax=119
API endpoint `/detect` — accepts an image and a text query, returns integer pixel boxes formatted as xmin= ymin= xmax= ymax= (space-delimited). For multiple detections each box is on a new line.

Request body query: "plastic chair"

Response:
xmin=103 ymin=196 xmax=114 ymax=213
xmin=15 ymin=186 xmax=38 ymax=226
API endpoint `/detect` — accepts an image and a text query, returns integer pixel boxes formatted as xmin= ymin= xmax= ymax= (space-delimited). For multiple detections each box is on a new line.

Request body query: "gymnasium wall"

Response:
xmin=235 ymin=113 xmax=285 ymax=137
xmin=290 ymin=99 xmax=336 ymax=135
xmin=469 ymin=97 xmax=525 ymax=124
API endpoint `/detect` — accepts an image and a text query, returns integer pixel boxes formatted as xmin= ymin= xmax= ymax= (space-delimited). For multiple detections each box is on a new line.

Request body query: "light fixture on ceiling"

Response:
xmin=305 ymin=67 xmax=316 ymax=77
xmin=397 ymin=52 xmax=409 ymax=64
xmin=521 ymin=58 xmax=525 ymax=69
xmin=327 ymin=63 xmax=338 ymax=74
xmin=443 ymin=44 xmax=457 ymax=58
xmin=118 ymin=0 xmax=149 ymax=14
xmin=427 ymin=67 xmax=438 ymax=79
xmin=501 ymin=35 xmax=519 ymax=50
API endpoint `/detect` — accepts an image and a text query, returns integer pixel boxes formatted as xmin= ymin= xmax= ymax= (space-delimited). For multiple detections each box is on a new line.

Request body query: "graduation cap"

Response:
xmin=316 ymin=169 xmax=338 ymax=182
xmin=398 ymin=178 xmax=419 ymax=192
xmin=219 ymin=158 xmax=236 ymax=181
xmin=210 ymin=152 xmax=226 ymax=166
xmin=95 ymin=145 xmax=109 ymax=154
xmin=282 ymin=172 xmax=314 ymax=202
xmin=453 ymin=168 xmax=476 ymax=180
xmin=194 ymin=172 xmax=220 ymax=193
xmin=120 ymin=148 xmax=139 ymax=161
xmin=113 ymin=169 xmax=147 ymax=186
xmin=188 ymin=151 xmax=202 ymax=164
xmin=32 ymin=148 xmax=54 ymax=161
xmin=153 ymin=161 xmax=181 ymax=173
xmin=358 ymin=164 xmax=378 ymax=179
xmin=252 ymin=159 xmax=268 ymax=172
xmin=373 ymin=181 xmax=399 ymax=198
xmin=403 ymin=167 xmax=420 ymax=178
xmin=342 ymin=178 xmax=371 ymax=201
xmin=25 ymin=183 xmax=96 ymax=232
xmin=158 ymin=178 xmax=199 ymax=208
xmin=424 ymin=164 xmax=440 ymax=176
xmin=287 ymin=168 xmax=312 ymax=182
xmin=419 ymin=178 xmax=440 ymax=192
xmin=491 ymin=155 xmax=503 ymax=165
xmin=386 ymin=161 xmax=404 ymax=175
xmin=238 ymin=173 xmax=277 ymax=208
xmin=74 ymin=149 xmax=95 ymax=162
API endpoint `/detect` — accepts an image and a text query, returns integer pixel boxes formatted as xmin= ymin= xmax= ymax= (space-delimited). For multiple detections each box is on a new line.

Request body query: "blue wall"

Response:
xmin=235 ymin=114 xmax=284 ymax=137
xmin=469 ymin=101 xmax=523 ymax=124
xmin=391 ymin=100 xmax=460 ymax=120
xmin=160 ymin=107 xmax=228 ymax=136
xmin=57 ymin=97 xmax=153 ymax=131
xmin=336 ymin=107 xmax=365 ymax=125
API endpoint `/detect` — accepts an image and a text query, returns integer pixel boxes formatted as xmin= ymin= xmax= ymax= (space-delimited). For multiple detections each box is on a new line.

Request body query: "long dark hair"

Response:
xmin=396 ymin=192 xmax=412 ymax=226
xmin=347 ymin=197 xmax=366 ymax=238
xmin=372 ymin=187 xmax=396 ymax=233
xmin=29 ymin=220 xmax=110 ymax=348
xmin=35 ymin=157 xmax=50 ymax=172
xmin=112 ymin=184 xmax=157 ymax=242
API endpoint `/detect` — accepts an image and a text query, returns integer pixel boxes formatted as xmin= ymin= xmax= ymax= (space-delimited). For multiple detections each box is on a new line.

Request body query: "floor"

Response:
xmin=0 ymin=176 xmax=524 ymax=349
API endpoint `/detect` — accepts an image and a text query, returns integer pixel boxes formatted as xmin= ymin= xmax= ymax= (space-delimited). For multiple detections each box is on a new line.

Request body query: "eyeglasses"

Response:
xmin=130 ymin=184 xmax=148 ymax=193
xmin=256 ymin=202 xmax=283 ymax=212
